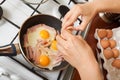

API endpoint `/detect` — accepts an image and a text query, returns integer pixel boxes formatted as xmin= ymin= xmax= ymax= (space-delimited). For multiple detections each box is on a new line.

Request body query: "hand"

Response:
xmin=62 ymin=2 xmax=97 ymax=31
xmin=56 ymin=30 xmax=96 ymax=69
xmin=56 ymin=30 xmax=103 ymax=80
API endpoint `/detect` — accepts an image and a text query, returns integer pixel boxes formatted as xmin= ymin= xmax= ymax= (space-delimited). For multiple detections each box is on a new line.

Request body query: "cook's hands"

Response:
xmin=62 ymin=2 xmax=97 ymax=31
xmin=56 ymin=30 xmax=96 ymax=69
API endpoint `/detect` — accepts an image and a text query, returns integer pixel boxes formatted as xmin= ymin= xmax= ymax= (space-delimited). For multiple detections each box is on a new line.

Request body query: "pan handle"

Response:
xmin=0 ymin=44 xmax=21 ymax=56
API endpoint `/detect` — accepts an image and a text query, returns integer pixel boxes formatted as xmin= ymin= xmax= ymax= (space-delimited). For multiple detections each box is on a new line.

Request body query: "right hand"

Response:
xmin=56 ymin=29 xmax=103 ymax=80
xmin=56 ymin=30 xmax=96 ymax=69
xmin=62 ymin=2 xmax=97 ymax=31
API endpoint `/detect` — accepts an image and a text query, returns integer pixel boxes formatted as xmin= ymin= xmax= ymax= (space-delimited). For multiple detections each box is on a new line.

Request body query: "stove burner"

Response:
xmin=59 ymin=5 xmax=69 ymax=18
xmin=0 ymin=6 xmax=3 ymax=19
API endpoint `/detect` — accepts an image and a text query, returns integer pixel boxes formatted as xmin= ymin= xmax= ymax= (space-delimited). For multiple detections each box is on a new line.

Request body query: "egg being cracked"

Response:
xmin=97 ymin=29 xmax=107 ymax=39
xmin=100 ymin=39 xmax=110 ymax=49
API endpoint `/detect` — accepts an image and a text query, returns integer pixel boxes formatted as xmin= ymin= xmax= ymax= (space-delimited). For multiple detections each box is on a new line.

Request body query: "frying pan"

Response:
xmin=0 ymin=6 xmax=3 ymax=19
xmin=0 ymin=14 xmax=69 ymax=71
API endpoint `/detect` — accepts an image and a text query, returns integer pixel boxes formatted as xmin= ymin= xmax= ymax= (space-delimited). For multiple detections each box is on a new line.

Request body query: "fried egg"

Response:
xmin=24 ymin=24 xmax=62 ymax=70
xmin=33 ymin=40 xmax=61 ymax=70
xmin=26 ymin=24 xmax=56 ymax=47
xmin=36 ymin=47 xmax=62 ymax=70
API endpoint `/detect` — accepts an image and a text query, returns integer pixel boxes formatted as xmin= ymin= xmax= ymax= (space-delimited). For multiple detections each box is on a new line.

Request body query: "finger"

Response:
xmin=76 ymin=35 xmax=82 ymax=39
xmin=61 ymin=26 xmax=74 ymax=34
xmin=61 ymin=30 xmax=73 ymax=40
xmin=62 ymin=7 xmax=76 ymax=26
xmin=62 ymin=14 xmax=81 ymax=30
xmin=62 ymin=11 xmax=72 ymax=26
xmin=61 ymin=24 xmax=74 ymax=32
xmin=66 ymin=26 xmax=74 ymax=32
xmin=57 ymin=41 xmax=67 ymax=56
xmin=57 ymin=45 xmax=70 ymax=60
xmin=62 ymin=10 xmax=81 ymax=29
xmin=56 ymin=35 xmax=66 ymax=45
xmin=62 ymin=5 xmax=76 ymax=26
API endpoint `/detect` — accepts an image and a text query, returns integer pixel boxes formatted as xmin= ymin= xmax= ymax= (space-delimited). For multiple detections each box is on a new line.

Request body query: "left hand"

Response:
xmin=62 ymin=2 xmax=97 ymax=31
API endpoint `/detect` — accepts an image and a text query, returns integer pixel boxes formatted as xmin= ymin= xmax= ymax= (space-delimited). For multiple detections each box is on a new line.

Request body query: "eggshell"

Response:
xmin=112 ymin=48 xmax=120 ymax=58
xmin=103 ymin=49 xmax=114 ymax=60
xmin=106 ymin=29 xmax=113 ymax=39
xmin=100 ymin=39 xmax=110 ymax=49
xmin=109 ymin=39 xmax=117 ymax=48
xmin=97 ymin=29 xmax=107 ymax=39
xmin=112 ymin=59 xmax=120 ymax=69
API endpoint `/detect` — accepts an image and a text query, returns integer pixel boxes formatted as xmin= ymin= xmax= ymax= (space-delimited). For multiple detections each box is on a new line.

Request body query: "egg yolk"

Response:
xmin=39 ymin=55 xmax=50 ymax=67
xmin=40 ymin=30 xmax=49 ymax=39
xmin=50 ymin=40 xmax=57 ymax=50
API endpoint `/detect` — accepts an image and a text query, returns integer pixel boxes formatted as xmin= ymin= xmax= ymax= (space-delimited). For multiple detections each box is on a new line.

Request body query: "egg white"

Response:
xmin=27 ymin=24 xmax=56 ymax=47
xmin=36 ymin=47 xmax=61 ymax=70
xmin=25 ymin=24 xmax=61 ymax=70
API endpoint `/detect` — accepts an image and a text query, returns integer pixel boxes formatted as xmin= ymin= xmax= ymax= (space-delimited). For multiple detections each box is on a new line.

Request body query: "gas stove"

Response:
xmin=0 ymin=0 xmax=88 ymax=80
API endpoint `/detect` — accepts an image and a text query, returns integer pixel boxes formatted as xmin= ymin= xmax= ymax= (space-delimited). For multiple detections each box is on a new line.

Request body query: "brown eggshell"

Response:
xmin=109 ymin=39 xmax=117 ymax=48
xmin=103 ymin=49 xmax=114 ymax=60
xmin=106 ymin=29 xmax=113 ymax=39
xmin=97 ymin=29 xmax=107 ymax=39
xmin=100 ymin=39 xmax=110 ymax=49
xmin=112 ymin=59 xmax=120 ymax=69
xmin=112 ymin=48 xmax=120 ymax=58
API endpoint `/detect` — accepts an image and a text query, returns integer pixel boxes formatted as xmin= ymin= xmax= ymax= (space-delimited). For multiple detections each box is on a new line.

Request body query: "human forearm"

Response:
xmin=77 ymin=58 xmax=103 ymax=80
xmin=94 ymin=0 xmax=120 ymax=13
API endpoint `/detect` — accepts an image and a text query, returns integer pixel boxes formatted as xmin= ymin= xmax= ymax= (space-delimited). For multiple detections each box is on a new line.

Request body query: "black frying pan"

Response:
xmin=19 ymin=14 xmax=69 ymax=71
xmin=0 ymin=14 xmax=69 ymax=71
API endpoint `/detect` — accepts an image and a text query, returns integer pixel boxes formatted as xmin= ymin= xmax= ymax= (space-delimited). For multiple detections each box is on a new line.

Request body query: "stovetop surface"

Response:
xmin=0 ymin=0 xmax=87 ymax=80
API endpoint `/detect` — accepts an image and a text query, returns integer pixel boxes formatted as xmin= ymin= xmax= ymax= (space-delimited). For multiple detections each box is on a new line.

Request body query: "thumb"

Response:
xmin=61 ymin=29 xmax=73 ymax=40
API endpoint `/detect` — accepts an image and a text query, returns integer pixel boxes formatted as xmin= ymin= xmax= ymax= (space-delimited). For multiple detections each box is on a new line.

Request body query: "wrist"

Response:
xmin=76 ymin=61 xmax=103 ymax=80
xmin=76 ymin=58 xmax=98 ymax=71
xmin=93 ymin=0 xmax=120 ymax=13
xmin=92 ymin=0 xmax=103 ymax=13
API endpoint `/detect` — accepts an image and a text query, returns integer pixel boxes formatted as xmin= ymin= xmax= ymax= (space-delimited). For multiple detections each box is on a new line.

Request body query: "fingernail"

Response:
xmin=56 ymin=34 xmax=61 ymax=39
xmin=56 ymin=30 xmax=60 ymax=35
